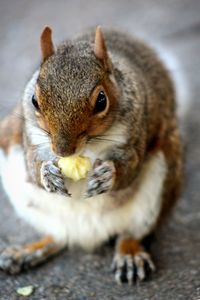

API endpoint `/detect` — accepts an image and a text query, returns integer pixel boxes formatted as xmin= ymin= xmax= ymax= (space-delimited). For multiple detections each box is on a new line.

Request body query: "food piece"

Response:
xmin=58 ymin=156 xmax=91 ymax=182
xmin=17 ymin=286 xmax=34 ymax=296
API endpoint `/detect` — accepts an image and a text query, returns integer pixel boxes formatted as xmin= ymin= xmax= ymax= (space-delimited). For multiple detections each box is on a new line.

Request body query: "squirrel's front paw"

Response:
xmin=85 ymin=160 xmax=116 ymax=197
xmin=40 ymin=161 xmax=70 ymax=196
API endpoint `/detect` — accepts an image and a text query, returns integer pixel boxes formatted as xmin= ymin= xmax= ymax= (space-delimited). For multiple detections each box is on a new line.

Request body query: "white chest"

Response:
xmin=0 ymin=146 xmax=167 ymax=250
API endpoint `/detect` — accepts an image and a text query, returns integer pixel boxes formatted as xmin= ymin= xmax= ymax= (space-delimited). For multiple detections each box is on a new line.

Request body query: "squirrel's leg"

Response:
xmin=112 ymin=237 xmax=155 ymax=285
xmin=112 ymin=123 xmax=183 ymax=285
xmin=0 ymin=236 xmax=65 ymax=274
xmin=156 ymin=122 xmax=183 ymax=223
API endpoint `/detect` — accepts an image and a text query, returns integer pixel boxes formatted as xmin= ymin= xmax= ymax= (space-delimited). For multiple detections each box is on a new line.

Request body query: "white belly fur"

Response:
xmin=0 ymin=146 xmax=167 ymax=250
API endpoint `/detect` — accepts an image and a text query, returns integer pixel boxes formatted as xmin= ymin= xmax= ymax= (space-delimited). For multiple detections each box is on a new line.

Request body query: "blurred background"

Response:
xmin=0 ymin=1 xmax=200 ymax=299
xmin=0 ymin=0 xmax=199 ymax=113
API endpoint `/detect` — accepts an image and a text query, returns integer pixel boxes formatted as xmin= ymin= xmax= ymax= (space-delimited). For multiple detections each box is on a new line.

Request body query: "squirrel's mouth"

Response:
xmin=51 ymin=135 xmax=87 ymax=158
xmin=51 ymin=143 xmax=77 ymax=158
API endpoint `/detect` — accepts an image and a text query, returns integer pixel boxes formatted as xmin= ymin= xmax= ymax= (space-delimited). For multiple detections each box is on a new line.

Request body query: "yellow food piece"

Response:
xmin=58 ymin=156 xmax=91 ymax=182
xmin=17 ymin=286 xmax=34 ymax=296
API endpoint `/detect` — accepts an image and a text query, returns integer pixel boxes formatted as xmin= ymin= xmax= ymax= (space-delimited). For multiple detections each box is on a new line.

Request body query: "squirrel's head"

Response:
xmin=33 ymin=26 xmax=119 ymax=157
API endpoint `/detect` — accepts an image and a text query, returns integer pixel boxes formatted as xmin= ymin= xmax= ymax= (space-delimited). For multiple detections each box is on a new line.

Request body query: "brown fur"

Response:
xmin=117 ymin=239 xmax=143 ymax=256
xmin=0 ymin=27 xmax=183 ymax=221
xmin=40 ymin=26 xmax=55 ymax=63
xmin=0 ymin=26 xmax=184 ymax=278
xmin=25 ymin=236 xmax=54 ymax=251
xmin=159 ymin=120 xmax=183 ymax=222
xmin=94 ymin=26 xmax=112 ymax=71
xmin=24 ymin=27 xmax=183 ymax=215
xmin=0 ymin=103 xmax=23 ymax=153
xmin=0 ymin=236 xmax=64 ymax=274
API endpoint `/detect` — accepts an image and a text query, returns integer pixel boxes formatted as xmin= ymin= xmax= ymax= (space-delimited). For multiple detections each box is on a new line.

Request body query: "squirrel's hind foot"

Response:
xmin=0 ymin=236 xmax=64 ymax=274
xmin=112 ymin=238 xmax=155 ymax=285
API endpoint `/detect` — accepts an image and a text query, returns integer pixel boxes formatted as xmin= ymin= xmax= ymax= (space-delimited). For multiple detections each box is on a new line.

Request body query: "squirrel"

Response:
xmin=0 ymin=26 xmax=183 ymax=284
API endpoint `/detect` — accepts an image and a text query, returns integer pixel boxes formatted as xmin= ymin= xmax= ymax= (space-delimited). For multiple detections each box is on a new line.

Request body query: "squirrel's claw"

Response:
xmin=111 ymin=251 xmax=155 ymax=285
xmin=85 ymin=160 xmax=115 ymax=198
xmin=40 ymin=161 xmax=71 ymax=196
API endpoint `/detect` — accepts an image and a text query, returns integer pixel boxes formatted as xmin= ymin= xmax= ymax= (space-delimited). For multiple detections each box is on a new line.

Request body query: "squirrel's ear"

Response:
xmin=40 ymin=26 xmax=55 ymax=63
xmin=94 ymin=26 xmax=112 ymax=71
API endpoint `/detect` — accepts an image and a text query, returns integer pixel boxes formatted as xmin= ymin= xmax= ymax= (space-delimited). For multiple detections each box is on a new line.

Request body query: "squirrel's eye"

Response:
xmin=94 ymin=91 xmax=107 ymax=113
xmin=32 ymin=95 xmax=40 ymax=111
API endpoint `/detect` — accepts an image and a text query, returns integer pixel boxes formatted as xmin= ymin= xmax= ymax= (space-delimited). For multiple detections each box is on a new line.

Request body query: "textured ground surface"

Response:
xmin=0 ymin=0 xmax=200 ymax=299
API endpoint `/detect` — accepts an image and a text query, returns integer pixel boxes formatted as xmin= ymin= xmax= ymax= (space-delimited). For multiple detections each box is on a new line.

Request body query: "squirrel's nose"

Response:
xmin=52 ymin=140 xmax=76 ymax=157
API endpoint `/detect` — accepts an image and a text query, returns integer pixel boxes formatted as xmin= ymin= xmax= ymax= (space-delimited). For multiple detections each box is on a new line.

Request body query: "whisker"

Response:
xmin=12 ymin=112 xmax=37 ymax=126
xmin=100 ymin=133 xmax=125 ymax=137
xmin=12 ymin=111 xmax=50 ymax=136
xmin=31 ymin=141 xmax=50 ymax=147
xmin=30 ymin=143 xmax=50 ymax=152
xmin=31 ymin=137 xmax=49 ymax=142
xmin=31 ymin=133 xmax=49 ymax=141
xmin=88 ymin=137 xmax=119 ymax=144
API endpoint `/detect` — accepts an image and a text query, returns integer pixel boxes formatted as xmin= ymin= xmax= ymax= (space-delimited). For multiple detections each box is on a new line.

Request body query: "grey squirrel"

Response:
xmin=0 ymin=26 xmax=183 ymax=284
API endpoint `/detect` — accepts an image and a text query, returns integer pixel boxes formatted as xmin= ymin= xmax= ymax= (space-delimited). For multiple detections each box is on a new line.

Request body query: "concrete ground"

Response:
xmin=0 ymin=0 xmax=200 ymax=299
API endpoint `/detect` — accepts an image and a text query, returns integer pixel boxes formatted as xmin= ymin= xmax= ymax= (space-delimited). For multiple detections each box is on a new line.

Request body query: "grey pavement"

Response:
xmin=0 ymin=0 xmax=200 ymax=299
